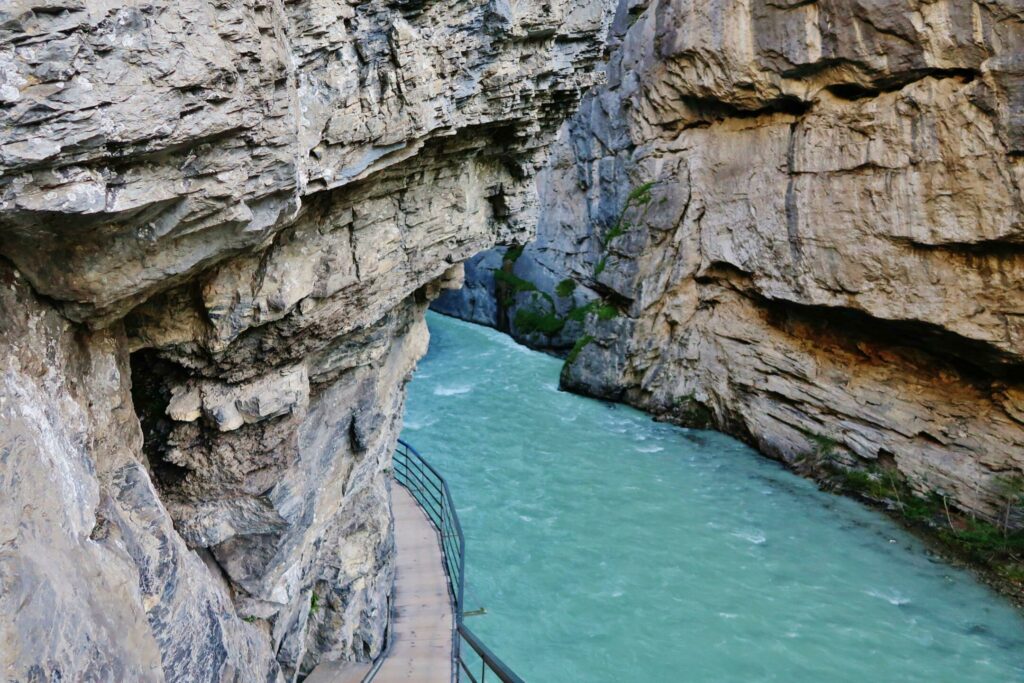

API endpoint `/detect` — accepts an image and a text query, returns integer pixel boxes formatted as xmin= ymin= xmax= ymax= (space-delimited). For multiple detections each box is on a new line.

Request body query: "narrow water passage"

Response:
xmin=402 ymin=313 xmax=1024 ymax=682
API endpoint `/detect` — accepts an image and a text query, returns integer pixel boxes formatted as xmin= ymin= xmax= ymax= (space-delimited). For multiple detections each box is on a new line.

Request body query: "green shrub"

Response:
xmin=602 ymin=220 xmax=630 ymax=246
xmin=600 ymin=181 xmax=657 ymax=246
xmin=827 ymin=460 xmax=1024 ymax=587
xmin=492 ymin=268 xmax=537 ymax=294
xmin=503 ymin=245 xmax=525 ymax=264
xmin=566 ymin=300 xmax=619 ymax=323
xmin=555 ymin=278 xmax=577 ymax=298
xmin=514 ymin=307 xmax=565 ymax=336
xmin=628 ymin=181 xmax=656 ymax=204
xmin=939 ymin=518 xmax=1024 ymax=560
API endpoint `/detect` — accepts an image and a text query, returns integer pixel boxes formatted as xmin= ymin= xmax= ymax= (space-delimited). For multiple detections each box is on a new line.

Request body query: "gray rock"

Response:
xmin=0 ymin=0 xmax=614 ymax=677
xmin=432 ymin=248 xmax=507 ymax=327
xmin=500 ymin=0 xmax=1024 ymax=522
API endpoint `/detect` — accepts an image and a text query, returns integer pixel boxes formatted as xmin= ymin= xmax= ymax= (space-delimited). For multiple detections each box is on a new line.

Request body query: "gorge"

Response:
xmin=2 ymin=0 xmax=1024 ymax=680
xmin=0 ymin=0 xmax=609 ymax=678
xmin=435 ymin=0 xmax=1024 ymax=600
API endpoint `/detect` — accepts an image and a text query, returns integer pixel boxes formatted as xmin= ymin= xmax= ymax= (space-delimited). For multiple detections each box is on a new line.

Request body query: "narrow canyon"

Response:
xmin=2 ymin=0 xmax=1024 ymax=680
xmin=437 ymin=0 xmax=1024 ymax=594
xmin=0 ymin=0 xmax=609 ymax=678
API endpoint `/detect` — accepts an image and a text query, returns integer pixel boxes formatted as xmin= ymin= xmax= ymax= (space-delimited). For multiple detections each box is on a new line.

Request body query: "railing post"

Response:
xmin=392 ymin=440 xmax=524 ymax=683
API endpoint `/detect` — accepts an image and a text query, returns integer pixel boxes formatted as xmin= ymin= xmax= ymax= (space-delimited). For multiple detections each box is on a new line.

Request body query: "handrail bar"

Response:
xmin=387 ymin=438 xmax=522 ymax=683
xmin=457 ymin=624 xmax=525 ymax=683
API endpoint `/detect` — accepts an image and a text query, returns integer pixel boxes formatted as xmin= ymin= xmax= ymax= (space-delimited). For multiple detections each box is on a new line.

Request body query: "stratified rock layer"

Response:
xmin=0 ymin=0 xmax=610 ymax=679
xmin=444 ymin=0 xmax=1024 ymax=522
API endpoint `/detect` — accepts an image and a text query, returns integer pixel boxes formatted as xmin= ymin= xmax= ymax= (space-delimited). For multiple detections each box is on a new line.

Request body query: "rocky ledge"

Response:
xmin=0 ymin=0 xmax=611 ymax=679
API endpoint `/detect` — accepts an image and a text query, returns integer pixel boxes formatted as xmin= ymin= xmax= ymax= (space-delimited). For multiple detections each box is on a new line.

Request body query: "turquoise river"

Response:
xmin=402 ymin=312 xmax=1024 ymax=682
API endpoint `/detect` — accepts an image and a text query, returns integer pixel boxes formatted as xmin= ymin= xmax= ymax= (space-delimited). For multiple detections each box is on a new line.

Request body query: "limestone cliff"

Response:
xmin=437 ymin=0 xmax=1024 ymax=534
xmin=0 ymin=0 xmax=610 ymax=679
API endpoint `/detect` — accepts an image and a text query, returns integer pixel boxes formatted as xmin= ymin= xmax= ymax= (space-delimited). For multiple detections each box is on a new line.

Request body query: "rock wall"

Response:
xmin=442 ymin=0 xmax=1024 ymax=524
xmin=0 ymin=0 xmax=610 ymax=679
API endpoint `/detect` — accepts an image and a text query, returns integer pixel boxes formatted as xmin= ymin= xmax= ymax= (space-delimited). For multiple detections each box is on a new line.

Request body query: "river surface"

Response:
xmin=402 ymin=312 xmax=1024 ymax=682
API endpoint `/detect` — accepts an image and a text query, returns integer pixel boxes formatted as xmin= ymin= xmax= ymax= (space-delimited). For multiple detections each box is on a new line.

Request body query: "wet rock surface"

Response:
xmin=0 ymin=0 xmax=611 ymax=678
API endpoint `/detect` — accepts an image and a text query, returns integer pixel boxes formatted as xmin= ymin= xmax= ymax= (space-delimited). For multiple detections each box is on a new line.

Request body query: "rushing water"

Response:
xmin=402 ymin=312 xmax=1024 ymax=682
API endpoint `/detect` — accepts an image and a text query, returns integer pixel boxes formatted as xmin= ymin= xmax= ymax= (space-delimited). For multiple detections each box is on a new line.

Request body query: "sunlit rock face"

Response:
xmin=444 ymin=0 xmax=1024 ymax=521
xmin=0 ymin=0 xmax=611 ymax=679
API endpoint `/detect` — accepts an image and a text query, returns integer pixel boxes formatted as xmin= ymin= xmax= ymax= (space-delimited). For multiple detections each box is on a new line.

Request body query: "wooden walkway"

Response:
xmin=307 ymin=485 xmax=455 ymax=683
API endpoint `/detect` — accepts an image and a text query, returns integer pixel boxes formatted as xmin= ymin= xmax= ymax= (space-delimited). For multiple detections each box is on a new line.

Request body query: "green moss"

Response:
xmin=594 ymin=258 xmax=607 ymax=277
xmin=492 ymin=268 xmax=537 ymax=294
xmin=514 ymin=307 xmax=566 ymax=336
xmin=565 ymin=335 xmax=594 ymax=364
xmin=627 ymin=181 xmax=656 ymax=204
xmin=242 ymin=615 xmax=257 ymax=623
xmin=596 ymin=303 xmax=619 ymax=321
xmin=503 ymin=245 xmax=525 ymax=264
xmin=602 ymin=220 xmax=630 ymax=246
xmin=565 ymin=300 xmax=619 ymax=323
xmin=600 ymin=181 xmax=658 ymax=246
xmin=310 ymin=593 xmax=320 ymax=616
xmin=555 ymin=278 xmax=577 ymax=298
xmin=566 ymin=301 xmax=594 ymax=322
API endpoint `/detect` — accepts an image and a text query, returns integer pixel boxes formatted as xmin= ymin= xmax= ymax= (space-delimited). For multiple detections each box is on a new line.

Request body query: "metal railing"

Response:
xmin=392 ymin=439 xmax=525 ymax=683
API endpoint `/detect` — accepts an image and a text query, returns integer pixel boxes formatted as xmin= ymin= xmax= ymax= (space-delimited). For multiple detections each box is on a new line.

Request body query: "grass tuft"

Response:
xmin=514 ymin=307 xmax=566 ymax=336
xmin=555 ymin=278 xmax=577 ymax=298
xmin=565 ymin=335 xmax=594 ymax=364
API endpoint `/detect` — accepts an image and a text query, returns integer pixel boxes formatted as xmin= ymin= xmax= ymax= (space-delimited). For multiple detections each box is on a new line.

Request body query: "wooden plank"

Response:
xmin=374 ymin=486 xmax=455 ymax=683
xmin=303 ymin=660 xmax=372 ymax=683
xmin=306 ymin=485 xmax=454 ymax=683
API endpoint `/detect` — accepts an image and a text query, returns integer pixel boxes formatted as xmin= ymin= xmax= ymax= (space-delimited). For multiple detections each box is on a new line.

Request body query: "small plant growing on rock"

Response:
xmin=492 ymin=269 xmax=537 ymax=296
xmin=600 ymin=181 xmax=657 ymax=247
xmin=514 ymin=306 xmax=565 ymax=335
xmin=555 ymin=278 xmax=577 ymax=298
xmin=503 ymin=245 xmax=524 ymax=265
xmin=596 ymin=303 xmax=619 ymax=321
xmin=565 ymin=335 xmax=594 ymax=365
xmin=796 ymin=431 xmax=842 ymax=474
xmin=567 ymin=299 xmax=618 ymax=323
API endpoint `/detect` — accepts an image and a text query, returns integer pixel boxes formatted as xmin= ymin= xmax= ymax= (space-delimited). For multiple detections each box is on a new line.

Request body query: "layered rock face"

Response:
xmin=0 ymin=0 xmax=609 ymax=679
xmin=441 ymin=0 xmax=1024 ymax=522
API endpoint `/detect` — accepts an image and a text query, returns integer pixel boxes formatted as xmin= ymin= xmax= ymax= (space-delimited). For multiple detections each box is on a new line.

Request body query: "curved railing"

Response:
xmin=392 ymin=439 xmax=525 ymax=683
